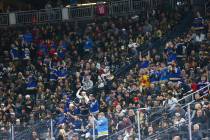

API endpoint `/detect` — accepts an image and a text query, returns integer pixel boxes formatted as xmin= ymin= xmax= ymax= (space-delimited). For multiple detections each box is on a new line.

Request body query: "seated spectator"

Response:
xmin=57 ymin=128 xmax=66 ymax=140
xmin=147 ymin=126 xmax=155 ymax=137
xmin=173 ymin=104 xmax=186 ymax=118
xmin=173 ymin=113 xmax=185 ymax=126
xmin=89 ymin=94 xmax=99 ymax=114
xmin=0 ymin=4 xmax=209 ymax=140
xmin=192 ymin=109 xmax=206 ymax=128
xmin=172 ymin=135 xmax=181 ymax=140
xmin=192 ymin=124 xmax=203 ymax=140
xmin=163 ymin=92 xmax=178 ymax=111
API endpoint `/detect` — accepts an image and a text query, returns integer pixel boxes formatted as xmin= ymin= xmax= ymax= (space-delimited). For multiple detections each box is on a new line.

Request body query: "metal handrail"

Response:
xmin=145 ymin=120 xmax=190 ymax=140
xmin=182 ymin=88 xmax=209 ymax=107
xmin=146 ymin=97 xmax=209 ymax=140
xmin=145 ymin=111 xmax=210 ymax=140
xmin=101 ymin=85 xmax=210 ymax=140
xmin=0 ymin=13 xmax=9 ymax=26
xmin=148 ymin=84 xmax=210 ymax=126
xmin=103 ymin=123 xmax=135 ymax=140
xmin=177 ymin=83 xmax=210 ymax=103
xmin=0 ymin=0 xmax=163 ymax=26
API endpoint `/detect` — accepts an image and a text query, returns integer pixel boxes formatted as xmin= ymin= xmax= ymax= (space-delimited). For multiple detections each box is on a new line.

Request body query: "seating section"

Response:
xmin=0 ymin=3 xmax=209 ymax=140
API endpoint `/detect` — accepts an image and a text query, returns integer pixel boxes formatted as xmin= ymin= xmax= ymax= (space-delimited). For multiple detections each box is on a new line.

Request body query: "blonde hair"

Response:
xmin=99 ymin=112 xmax=105 ymax=116
xmin=59 ymin=128 xmax=66 ymax=136
xmin=195 ymin=103 xmax=202 ymax=110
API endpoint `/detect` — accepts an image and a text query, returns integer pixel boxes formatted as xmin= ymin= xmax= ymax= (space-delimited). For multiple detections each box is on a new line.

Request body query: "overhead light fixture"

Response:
xmin=65 ymin=1 xmax=106 ymax=8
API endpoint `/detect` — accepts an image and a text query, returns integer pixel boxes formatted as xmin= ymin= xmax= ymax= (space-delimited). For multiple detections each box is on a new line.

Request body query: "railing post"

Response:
xmin=137 ymin=110 xmax=141 ymax=140
xmin=150 ymin=0 xmax=153 ymax=10
xmin=187 ymin=103 xmax=192 ymax=140
xmin=108 ymin=1 xmax=112 ymax=16
xmin=38 ymin=10 xmax=41 ymax=23
xmin=50 ymin=119 xmax=54 ymax=139
xmin=191 ymin=91 xmax=194 ymax=102
xmin=129 ymin=0 xmax=133 ymax=12
xmin=68 ymin=7 xmax=71 ymax=20
xmin=11 ymin=124 xmax=14 ymax=140
xmin=37 ymin=11 xmax=39 ymax=24
xmin=171 ymin=0 xmax=176 ymax=9
xmin=207 ymin=69 xmax=210 ymax=91
xmin=91 ymin=5 xmax=94 ymax=18
xmin=62 ymin=7 xmax=70 ymax=21
xmin=92 ymin=116 xmax=96 ymax=140
xmin=9 ymin=13 xmax=16 ymax=25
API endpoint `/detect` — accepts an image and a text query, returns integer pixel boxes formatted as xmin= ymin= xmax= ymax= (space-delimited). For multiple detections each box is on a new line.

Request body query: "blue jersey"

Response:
xmin=26 ymin=76 xmax=37 ymax=90
xmin=89 ymin=100 xmax=99 ymax=113
xmin=160 ymin=68 xmax=168 ymax=81
xmin=10 ymin=47 xmax=19 ymax=60
xmin=24 ymin=33 xmax=33 ymax=43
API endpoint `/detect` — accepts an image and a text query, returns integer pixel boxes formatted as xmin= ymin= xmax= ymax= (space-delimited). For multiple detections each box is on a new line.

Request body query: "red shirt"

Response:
xmin=191 ymin=83 xmax=198 ymax=91
xmin=49 ymin=48 xmax=56 ymax=56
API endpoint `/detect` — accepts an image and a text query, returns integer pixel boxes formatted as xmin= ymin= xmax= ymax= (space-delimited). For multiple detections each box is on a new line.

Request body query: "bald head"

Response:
xmin=173 ymin=136 xmax=181 ymax=140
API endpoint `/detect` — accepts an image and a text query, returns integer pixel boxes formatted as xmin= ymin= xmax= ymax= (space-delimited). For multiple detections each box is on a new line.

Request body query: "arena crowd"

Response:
xmin=0 ymin=5 xmax=209 ymax=140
